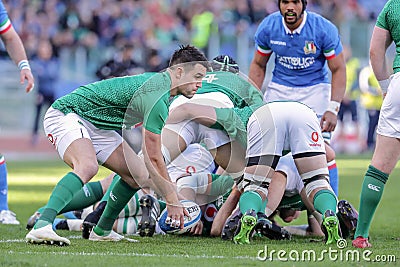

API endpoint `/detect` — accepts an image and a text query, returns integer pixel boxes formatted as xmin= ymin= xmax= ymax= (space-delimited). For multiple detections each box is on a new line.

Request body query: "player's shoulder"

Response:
xmin=0 ymin=1 xmax=9 ymax=22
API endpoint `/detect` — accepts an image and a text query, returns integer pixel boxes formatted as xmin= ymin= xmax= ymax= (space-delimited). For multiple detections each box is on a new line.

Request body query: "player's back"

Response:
xmin=198 ymin=71 xmax=264 ymax=108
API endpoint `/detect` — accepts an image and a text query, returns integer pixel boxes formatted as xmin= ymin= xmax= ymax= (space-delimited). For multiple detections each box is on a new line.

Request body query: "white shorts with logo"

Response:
xmin=167 ymin=143 xmax=216 ymax=183
xmin=165 ymin=92 xmax=234 ymax=150
xmin=246 ymin=102 xmax=326 ymax=158
xmin=377 ymin=72 xmax=400 ymax=139
xmin=44 ymin=107 xmax=122 ymax=164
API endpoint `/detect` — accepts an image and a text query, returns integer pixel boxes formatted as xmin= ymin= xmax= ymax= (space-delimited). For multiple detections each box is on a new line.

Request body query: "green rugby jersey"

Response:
xmin=197 ymin=71 xmax=264 ymax=107
xmin=213 ymin=104 xmax=263 ymax=147
xmin=52 ymin=72 xmax=172 ymax=134
xmin=376 ymin=0 xmax=400 ymax=73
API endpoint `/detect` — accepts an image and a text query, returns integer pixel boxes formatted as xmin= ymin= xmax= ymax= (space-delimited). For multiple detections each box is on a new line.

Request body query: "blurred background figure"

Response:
xmin=334 ymin=45 xmax=362 ymax=154
xmin=31 ymin=39 xmax=60 ymax=145
xmin=145 ymin=48 xmax=168 ymax=72
xmin=359 ymin=63 xmax=383 ymax=153
xmin=95 ymin=43 xmax=143 ymax=80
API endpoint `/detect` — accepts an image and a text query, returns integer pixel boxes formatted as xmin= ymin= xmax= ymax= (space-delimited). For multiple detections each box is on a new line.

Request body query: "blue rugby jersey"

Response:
xmin=0 ymin=1 xmax=11 ymax=35
xmin=254 ymin=11 xmax=343 ymax=87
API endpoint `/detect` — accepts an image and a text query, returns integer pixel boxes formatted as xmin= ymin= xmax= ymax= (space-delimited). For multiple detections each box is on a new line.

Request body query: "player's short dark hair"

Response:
xmin=278 ymin=0 xmax=307 ymax=13
xmin=211 ymin=55 xmax=239 ymax=74
xmin=169 ymin=45 xmax=210 ymax=70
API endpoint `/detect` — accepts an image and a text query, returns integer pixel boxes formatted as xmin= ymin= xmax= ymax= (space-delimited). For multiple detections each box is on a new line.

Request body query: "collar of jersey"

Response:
xmin=282 ymin=11 xmax=307 ymax=35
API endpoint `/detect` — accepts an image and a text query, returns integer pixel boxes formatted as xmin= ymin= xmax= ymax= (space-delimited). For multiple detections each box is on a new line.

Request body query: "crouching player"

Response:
xmin=167 ymin=101 xmax=341 ymax=245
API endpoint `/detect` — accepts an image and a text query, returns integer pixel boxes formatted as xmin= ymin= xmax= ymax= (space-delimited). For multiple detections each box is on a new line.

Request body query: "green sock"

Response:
xmin=210 ymin=174 xmax=234 ymax=196
xmin=35 ymin=172 xmax=83 ymax=229
xmin=158 ymin=199 xmax=166 ymax=213
xmin=239 ymin=191 xmax=263 ymax=214
xmin=100 ymin=174 xmax=120 ymax=202
xmin=313 ymin=189 xmax=338 ymax=218
xmin=355 ymin=165 xmax=388 ymax=238
xmin=59 ymin=181 xmax=103 ymax=214
xmin=94 ymin=178 xmax=139 ymax=235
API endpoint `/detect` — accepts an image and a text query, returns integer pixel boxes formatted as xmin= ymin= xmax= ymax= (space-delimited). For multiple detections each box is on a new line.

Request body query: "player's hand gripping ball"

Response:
xmin=159 ymin=200 xmax=202 ymax=234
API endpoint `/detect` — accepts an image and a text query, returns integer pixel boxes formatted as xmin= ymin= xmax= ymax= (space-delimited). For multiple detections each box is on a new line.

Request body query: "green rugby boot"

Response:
xmin=323 ymin=210 xmax=341 ymax=245
xmin=233 ymin=209 xmax=257 ymax=244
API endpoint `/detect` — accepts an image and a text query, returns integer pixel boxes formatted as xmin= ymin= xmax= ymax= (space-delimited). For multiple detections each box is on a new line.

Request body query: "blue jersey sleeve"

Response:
xmin=0 ymin=1 xmax=11 ymax=35
xmin=319 ymin=18 xmax=343 ymax=59
xmin=254 ymin=12 xmax=282 ymax=56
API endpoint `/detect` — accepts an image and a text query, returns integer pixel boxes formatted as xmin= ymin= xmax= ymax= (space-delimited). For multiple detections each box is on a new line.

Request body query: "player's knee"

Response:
xmin=75 ymin=161 xmax=99 ymax=182
xmin=132 ymin=167 xmax=149 ymax=186
xmin=303 ymin=174 xmax=330 ymax=198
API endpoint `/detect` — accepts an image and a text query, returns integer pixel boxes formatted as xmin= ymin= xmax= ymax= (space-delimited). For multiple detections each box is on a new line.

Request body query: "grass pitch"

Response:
xmin=1 ymin=156 xmax=399 ymax=266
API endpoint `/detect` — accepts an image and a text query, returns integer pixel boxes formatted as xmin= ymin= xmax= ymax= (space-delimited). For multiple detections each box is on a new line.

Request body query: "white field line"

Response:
xmin=0 ymin=238 xmax=257 ymax=261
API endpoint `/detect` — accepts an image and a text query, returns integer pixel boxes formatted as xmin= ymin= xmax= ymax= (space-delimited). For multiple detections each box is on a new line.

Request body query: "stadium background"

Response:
xmin=0 ymin=0 xmax=391 ymax=159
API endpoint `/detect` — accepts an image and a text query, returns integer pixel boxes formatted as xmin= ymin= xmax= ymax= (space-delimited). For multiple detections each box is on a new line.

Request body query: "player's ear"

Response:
xmin=175 ymin=66 xmax=183 ymax=79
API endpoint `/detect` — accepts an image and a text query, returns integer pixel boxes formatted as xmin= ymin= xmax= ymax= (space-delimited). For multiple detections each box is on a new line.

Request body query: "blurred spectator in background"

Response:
xmin=2 ymin=0 xmax=380 ymax=77
xmin=31 ymin=39 xmax=60 ymax=145
xmin=359 ymin=63 xmax=383 ymax=152
xmin=145 ymin=48 xmax=168 ymax=72
xmin=95 ymin=43 xmax=143 ymax=80
xmin=335 ymin=45 xmax=362 ymax=153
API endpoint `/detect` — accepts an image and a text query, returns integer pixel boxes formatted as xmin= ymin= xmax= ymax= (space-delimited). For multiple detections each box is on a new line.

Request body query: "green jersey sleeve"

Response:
xmin=376 ymin=0 xmax=400 ymax=73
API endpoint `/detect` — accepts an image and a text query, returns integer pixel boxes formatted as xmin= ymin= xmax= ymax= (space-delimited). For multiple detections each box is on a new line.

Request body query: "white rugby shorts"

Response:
xmin=44 ymin=107 xmax=122 ymax=164
xmin=167 ymin=143 xmax=215 ymax=183
xmin=246 ymin=102 xmax=326 ymax=158
xmin=265 ymin=82 xmax=331 ymax=117
xmin=377 ymin=72 xmax=400 ymax=138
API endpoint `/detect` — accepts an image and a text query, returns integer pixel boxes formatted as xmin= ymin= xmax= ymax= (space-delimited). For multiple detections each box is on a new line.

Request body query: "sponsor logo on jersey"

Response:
xmin=367 ymin=183 xmax=380 ymax=192
xmin=304 ymin=41 xmax=316 ymax=54
xmin=277 ymin=55 xmax=315 ymax=70
xmin=270 ymin=40 xmax=287 ymax=46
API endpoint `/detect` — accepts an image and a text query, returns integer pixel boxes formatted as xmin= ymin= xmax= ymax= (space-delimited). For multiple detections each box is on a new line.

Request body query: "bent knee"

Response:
xmin=74 ymin=161 xmax=99 ymax=182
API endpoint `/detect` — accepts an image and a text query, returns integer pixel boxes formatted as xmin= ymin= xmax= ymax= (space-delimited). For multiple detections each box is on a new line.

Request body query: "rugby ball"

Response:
xmin=158 ymin=200 xmax=202 ymax=234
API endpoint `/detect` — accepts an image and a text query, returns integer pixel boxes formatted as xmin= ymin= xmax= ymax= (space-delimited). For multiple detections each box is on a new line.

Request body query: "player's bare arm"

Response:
xmin=142 ymin=129 xmax=187 ymax=229
xmin=322 ymin=52 xmax=346 ymax=132
xmin=370 ymin=26 xmax=393 ymax=81
xmin=248 ymin=51 xmax=270 ymax=90
xmin=167 ymin=103 xmax=218 ymax=126
xmin=0 ymin=26 xmax=34 ymax=93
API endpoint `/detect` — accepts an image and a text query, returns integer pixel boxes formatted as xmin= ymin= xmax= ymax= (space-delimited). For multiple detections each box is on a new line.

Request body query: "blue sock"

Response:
xmin=328 ymin=160 xmax=339 ymax=196
xmin=62 ymin=211 xmax=78 ymax=219
xmin=0 ymin=154 xmax=8 ymax=211
xmin=53 ymin=218 xmax=63 ymax=231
